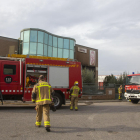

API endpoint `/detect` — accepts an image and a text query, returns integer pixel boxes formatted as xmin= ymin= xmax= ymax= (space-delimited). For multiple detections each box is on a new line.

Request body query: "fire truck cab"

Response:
xmin=0 ymin=55 xmax=82 ymax=108
xmin=124 ymin=74 xmax=140 ymax=104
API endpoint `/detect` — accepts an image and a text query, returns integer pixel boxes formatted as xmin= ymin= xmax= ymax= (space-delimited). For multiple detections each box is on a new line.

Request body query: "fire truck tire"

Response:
xmin=131 ymin=99 xmax=139 ymax=104
xmin=53 ymin=93 xmax=62 ymax=109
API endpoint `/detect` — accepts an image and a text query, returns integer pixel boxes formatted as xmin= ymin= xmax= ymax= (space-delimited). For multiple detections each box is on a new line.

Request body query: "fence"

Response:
xmin=83 ymin=83 xmax=126 ymax=99
xmin=82 ymin=83 xmax=105 ymax=95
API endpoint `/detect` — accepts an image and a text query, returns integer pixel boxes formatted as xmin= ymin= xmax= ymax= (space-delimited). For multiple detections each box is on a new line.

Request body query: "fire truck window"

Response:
xmin=4 ymin=65 xmax=16 ymax=75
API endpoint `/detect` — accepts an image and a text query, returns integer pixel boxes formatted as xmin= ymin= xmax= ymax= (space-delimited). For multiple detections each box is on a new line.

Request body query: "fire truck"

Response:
xmin=0 ymin=54 xmax=82 ymax=108
xmin=124 ymin=74 xmax=140 ymax=104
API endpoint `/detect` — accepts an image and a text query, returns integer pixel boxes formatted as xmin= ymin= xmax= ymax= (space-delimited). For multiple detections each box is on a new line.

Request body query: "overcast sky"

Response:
xmin=0 ymin=0 xmax=140 ymax=75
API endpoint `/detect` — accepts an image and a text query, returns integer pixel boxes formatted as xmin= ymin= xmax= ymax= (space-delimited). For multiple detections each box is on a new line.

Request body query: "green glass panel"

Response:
xmin=63 ymin=49 xmax=69 ymax=58
xmin=53 ymin=47 xmax=57 ymax=57
xmin=58 ymin=38 xmax=63 ymax=48
xmin=53 ymin=36 xmax=57 ymax=47
xmin=30 ymin=30 xmax=37 ymax=42
xmin=38 ymin=31 xmax=44 ymax=43
xmin=37 ymin=43 xmax=43 ymax=55
xmin=30 ymin=42 xmax=37 ymax=55
xmin=23 ymin=43 xmax=29 ymax=54
xmin=24 ymin=31 xmax=30 ymax=42
xmin=44 ymin=45 xmax=47 ymax=56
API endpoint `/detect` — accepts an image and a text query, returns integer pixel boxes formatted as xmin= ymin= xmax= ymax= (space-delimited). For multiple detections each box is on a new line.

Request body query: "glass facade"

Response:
xmin=20 ymin=29 xmax=75 ymax=59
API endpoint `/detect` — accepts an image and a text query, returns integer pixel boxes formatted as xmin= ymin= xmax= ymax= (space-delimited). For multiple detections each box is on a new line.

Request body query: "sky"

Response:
xmin=0 ymin=0 xmax=140 ymax=75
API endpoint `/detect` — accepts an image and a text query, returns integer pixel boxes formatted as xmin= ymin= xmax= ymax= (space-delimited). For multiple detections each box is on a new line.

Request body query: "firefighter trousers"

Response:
xmin=119 ymin=93 xmax=122 ymax=100
xmin=35 ymin=104 xmax=50 ymax=128
xmin=70 ymin=96 xmax=78 ymax=109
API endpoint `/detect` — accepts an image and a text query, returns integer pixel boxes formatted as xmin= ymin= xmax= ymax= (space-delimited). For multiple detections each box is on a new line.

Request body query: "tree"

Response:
xmin=103 ymin=72 xmax=128 ymax=86
xmin=82 ymin=68 xmax=95 ymax=83
xmin=103 ymin=74 xmax=117 ymax=86
xmin=117 ymin=72 xmax=127 ymax=84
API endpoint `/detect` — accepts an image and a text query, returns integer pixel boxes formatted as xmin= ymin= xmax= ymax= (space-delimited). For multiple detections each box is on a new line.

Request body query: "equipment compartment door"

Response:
xmin=49 ymin=66 xmax=69 ymax=88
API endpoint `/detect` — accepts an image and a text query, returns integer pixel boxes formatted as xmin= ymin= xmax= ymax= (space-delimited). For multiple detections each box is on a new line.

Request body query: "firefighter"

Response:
xmin=31 ymin=75 xmax=54 ymax=132
xmin=118 ymin=85 xmax=123 ymax=100
xmin=70 ymin=81 xmax=81 ymax=111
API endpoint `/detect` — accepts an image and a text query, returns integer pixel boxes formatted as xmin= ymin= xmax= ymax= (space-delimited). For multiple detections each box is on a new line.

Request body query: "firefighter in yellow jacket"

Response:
xmin=32 ymin=75 xmax=54 ymax=132
xmin=118 ymin=85 xmax=123 ymax=100
xmin=70 ymin=81 xmax=81 ymax=111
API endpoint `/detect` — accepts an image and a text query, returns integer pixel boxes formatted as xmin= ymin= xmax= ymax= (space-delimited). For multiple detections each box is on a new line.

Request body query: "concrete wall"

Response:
xmin=0 ymin=36 xmax=19 ymax=57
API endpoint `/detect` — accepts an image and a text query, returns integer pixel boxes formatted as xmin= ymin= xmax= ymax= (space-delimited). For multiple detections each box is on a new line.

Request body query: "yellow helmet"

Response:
xmin=74 ymin=81 xmax=78 ymax=85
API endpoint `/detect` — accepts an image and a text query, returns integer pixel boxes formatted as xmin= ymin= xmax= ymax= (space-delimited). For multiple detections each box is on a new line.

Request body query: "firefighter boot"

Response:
xmin=118 ymin=95 xmax=121 ymax=100
xmin=46 ymin=127 xmax=50 ymax=132
xmin=70 ymin=106 xmax=73 ymax=110
xmin=75 ymin=107 xmax=78 ymax=111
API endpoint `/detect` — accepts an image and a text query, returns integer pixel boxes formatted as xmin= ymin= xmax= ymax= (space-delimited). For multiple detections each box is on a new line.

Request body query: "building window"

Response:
xmin=44 ymin=33 xmax=48 ymax=44
xmin=53 ymin=47 xmax=57 ymax=57
xmin=48 ymin=35 xmax=52 ymax=46
xmin=63 ymin=49 xmax=69 ymax=58
xmin=70 ymin=40 xmax=74 ymax=50
xmin=30 ymin=43 xmax=37 ymax=55
xmin=53 ymin=36 xmax=57 ymax=48
xmin=44 ymin=44 xmax=47 ymax=56
xmin=64 ymin=39 xmax=69 ymax=49
xmin=24 ymin=31 xmax=30 ymax=42
xmin=21 ymin=29 xmax=75 ymax=59
xmin=38 ymin=31 xmax=44 ymax=43
xmin=58 ymin=38 xmax=63 ymax=48
xmin=37 ymin=43 xmax=43 ymax=56
xmin=48 ymin=46 xmax=52 ymax=57
xmin=30 ymin=30 xmax=37 ymax=42
xmin=23 ymin=43 xmax=29 ymax=54
xmin=58 ymin=48 xmax=63 ymax=58
xmin=70 ymin=50 xmax=74 ymax=59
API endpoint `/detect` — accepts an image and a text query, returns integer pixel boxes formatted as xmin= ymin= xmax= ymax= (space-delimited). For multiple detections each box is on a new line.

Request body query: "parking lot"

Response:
xmin=0 ymin=101 xmax=140 ymax=140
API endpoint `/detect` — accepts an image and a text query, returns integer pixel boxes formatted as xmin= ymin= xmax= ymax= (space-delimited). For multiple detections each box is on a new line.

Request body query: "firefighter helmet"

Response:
xmin=74 ymin=81 xmax=78 ymax=85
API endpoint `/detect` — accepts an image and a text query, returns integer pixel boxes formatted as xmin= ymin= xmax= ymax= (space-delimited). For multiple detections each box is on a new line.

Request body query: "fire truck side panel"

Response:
xmin=22 ymin=58 xmax=82 ymax=101
xmin=69 ymin=64 xmax=82 ymax=92
xmin=0 ymin=60 xmax=24 ymax=96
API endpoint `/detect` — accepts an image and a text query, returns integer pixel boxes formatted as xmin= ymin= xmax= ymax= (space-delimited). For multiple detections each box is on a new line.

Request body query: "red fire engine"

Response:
xmin=0 ymin=54 xmax=82 ymax=108
xmin=124 ymin=74 xmax=140 ymax=104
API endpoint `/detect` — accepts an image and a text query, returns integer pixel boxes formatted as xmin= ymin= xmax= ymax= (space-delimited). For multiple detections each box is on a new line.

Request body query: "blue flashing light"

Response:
xmin=132 ymin=72 xmax=135 ymax=74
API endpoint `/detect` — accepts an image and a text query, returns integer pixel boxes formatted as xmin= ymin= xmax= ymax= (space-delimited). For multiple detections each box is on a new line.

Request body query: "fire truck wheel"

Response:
xmin=131 ymin=99 xmax=139 ymax=104
xmin=53 ymin=93 xmax=62 ymax=109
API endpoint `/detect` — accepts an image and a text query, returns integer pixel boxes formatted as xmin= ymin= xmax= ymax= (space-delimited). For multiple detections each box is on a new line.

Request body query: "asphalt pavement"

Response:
xmin=0 ymin=101 xmax=139 ymax=140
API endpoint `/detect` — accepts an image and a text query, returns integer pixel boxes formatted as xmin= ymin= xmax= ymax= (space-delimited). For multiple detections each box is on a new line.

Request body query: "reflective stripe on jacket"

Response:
xmin=32 ymin=80 xmax=53 ymax=105
xmin=71 ymin=86 xmax=80 ymax=97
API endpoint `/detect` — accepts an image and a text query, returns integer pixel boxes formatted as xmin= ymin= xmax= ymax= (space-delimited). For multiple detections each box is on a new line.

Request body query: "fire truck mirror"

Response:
xmin=5 ymin=76 xmax=12 ymax=83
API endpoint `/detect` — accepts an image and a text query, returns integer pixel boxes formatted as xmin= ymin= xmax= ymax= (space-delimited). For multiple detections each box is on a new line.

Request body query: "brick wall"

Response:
xmin=80 ymin=88 xmax=115 ymax=100
xmin=0 ymin=36 xmax=19 ymax=56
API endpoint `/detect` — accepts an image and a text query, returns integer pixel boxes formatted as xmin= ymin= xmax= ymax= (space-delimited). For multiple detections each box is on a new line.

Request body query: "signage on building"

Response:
xmin=90 ymin=50 xmax=96 ymax=66
xmin=78 ymin=47 xmax=87 ymax=53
